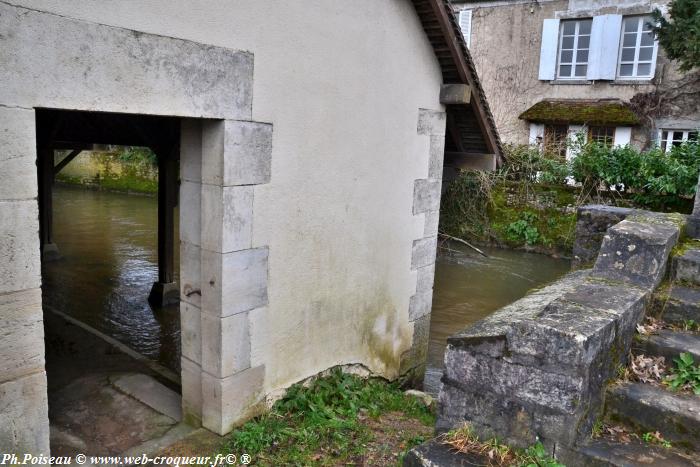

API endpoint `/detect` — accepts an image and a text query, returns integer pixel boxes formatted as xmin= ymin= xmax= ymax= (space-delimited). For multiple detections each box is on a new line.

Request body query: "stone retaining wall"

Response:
xmin=436 ymin=205 xmax=685 ymax=464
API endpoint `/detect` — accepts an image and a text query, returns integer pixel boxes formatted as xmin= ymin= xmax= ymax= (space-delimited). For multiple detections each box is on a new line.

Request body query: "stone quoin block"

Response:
xmin=0 ymin=288 xmax=44 ymax=385
xmin=415 ymin=264 xmax=436 ymax=293
xmin=0 ymin=2 xmax=254 ymax=119
xmin=417 ymin=109 xmax=446 ymax=136
xmin=411 ymin=236 xmax=438 ymax=270
xmin=180 ymin=301 xmax=202 ymax=365
xmin=413 ymin=179 xmax=442 ymax=215
xmin=202 ymin=365 xmax=265 ymax=435
xmin=0 ymin=107 xmax=37 ymax=201
xmin=201 ymin=247 xmax=269 ymax=317
xmin=201 ymin=120 xmax=273 ymax=187
xmin=399 ymin=314 xmax=431 ymax=379
xmin=180 ymin=241 xmax=202 ymax=308
xmin=423 ymin=210 xmax=440 ymax=238
xmin=201 ymin=311 xmax=251 ymax=378
xmin=0 ymin=200 xmax=40 ymax=294
xmin=428 ymin=134 xmax=446 ymax=180
xmin=592 ymin=219 xmax=680 ymax=289
xmin=181 ymin=356 xmax=202 ymax=425
xmin=201 ymin=184 xmax=254 ymax=253
xmin=0 ymin=371 xmax=49 ymax=455
xmin=179 ymin=181 xmax=201 ymax=246
xmin=180 ymin=119 xmax=202 ymax=184
xmin=409 ymin=289 xmax=433 ymax=321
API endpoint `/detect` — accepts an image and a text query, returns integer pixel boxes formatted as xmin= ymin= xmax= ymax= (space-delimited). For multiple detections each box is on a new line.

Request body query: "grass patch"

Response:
xmin=220 ymin=368 xmax=434 ymax=465
xmin=442 ymin=423 xmax=565 ymax=467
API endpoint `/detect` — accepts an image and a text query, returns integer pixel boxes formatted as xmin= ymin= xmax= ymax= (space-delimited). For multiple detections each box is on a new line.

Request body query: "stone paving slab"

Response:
xmin=112 ymin=373 xmax=182 ymax=422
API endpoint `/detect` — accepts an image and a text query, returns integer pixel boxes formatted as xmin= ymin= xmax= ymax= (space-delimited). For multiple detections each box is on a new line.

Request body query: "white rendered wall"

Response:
xmin=11 ymin=0 xmax=445 ymax=395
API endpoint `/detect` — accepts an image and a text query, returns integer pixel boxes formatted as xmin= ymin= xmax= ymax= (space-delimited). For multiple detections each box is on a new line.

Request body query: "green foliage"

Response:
xmin=653 ymin=0 xmax=700 ymax=71
xmin=505 ymin=212 xmax=541 ymax=245
xmin=665 ymin=352 xmax=700 ymax=394
xmin=641 ymin=431 xmax=673 ymax=449
xmin=519 ymin=441 xmax=566 ymax=467
xmin=220 ymin=368 xmax=434 ymax=465
xmin=116 ymin=146 xmax=158 ymax=166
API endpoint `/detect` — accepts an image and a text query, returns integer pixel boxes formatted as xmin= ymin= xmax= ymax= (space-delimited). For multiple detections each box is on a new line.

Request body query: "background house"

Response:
xmin=451 ymin=0 xmax=699 ymax=156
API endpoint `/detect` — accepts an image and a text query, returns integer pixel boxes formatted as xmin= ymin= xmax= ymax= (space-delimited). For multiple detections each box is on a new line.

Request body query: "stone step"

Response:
xmin=634 ymin=329 xmax=700 ymax=364
xmin=576 ymin=438 xmax=699 ymax=466
xmin=606 ymin=382 xmax=700 ymax=450
xmin=652 ymin=285 xmax=700 ymax=326
xmin=672 ymin=248 xmax=700 ymax=287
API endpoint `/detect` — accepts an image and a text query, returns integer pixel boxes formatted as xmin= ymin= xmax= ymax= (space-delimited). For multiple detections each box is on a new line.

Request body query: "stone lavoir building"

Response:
xmin=0 ymin=0 xmax=500 ymax=455
xmin=451 ymin=0 xmax=700 ymax=155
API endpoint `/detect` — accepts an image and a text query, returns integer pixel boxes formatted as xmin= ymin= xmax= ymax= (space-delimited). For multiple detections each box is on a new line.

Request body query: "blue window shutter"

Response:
xmin=539 ymin=19 xmax=560 ymax=81
xmin=587 ymin=15 xmax=622 ymax=80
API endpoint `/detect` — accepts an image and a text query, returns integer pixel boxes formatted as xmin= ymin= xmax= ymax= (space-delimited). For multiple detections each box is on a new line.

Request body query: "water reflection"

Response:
xmin=42 ymin=185 xmax=180 ymax=372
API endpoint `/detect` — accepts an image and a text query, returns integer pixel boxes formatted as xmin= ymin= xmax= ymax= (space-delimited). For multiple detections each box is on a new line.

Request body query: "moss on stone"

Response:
xmin=518 ymin=99 xmax=640 ymax=126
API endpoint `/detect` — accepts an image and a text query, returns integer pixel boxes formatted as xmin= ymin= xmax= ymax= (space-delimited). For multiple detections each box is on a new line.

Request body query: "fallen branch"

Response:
xmin=438 ymin=232 xmax=489 ymax=258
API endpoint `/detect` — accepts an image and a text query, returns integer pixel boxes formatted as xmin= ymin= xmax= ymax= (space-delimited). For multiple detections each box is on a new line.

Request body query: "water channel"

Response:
xmin=42 ymin=185 xmax=571 ymax=381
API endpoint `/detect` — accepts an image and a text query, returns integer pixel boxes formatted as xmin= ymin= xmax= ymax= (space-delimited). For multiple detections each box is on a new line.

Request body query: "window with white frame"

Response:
xmin=659 ymin=130 xmax=699 ymax=152
xmin=557 ymin=19 xmax=592 ymax=79
xmin=618 ymin=16 xmax=657 ymax=78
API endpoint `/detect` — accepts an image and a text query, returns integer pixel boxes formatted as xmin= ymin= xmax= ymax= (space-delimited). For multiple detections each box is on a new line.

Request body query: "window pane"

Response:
xmin=562 ymin=36 xmax=574 ymax=49
xmin=623 ymin=33 xmax=637 ymax=47
xmin=624 ymin=18 xmax=639 ymax=32
xmin=642 ymin=18 xmax=653 ymax=31
xmin=662 ymin=131 xmax=669 ymax=140
xmin=638 ymin=47 xmax=653 ymax=61
xmin=621 ymin=48 xmax=636 ymax=61
xmin=673 ymin=131 xmax=685 ymax=141
xmin=560 ymin=50 xmax=573 ymax=63
xmin=689 ymin=132 xmax=698 ymax=142
xmin=577 ymin=50 xmax=589 ymax=63
xmin=559 ymin=65 xmax=571 ymax=76
xmin=620 ymin=64 xmax=633 ymax=76
xmin=578 ymin=35 xmax=590 ymax=49
xmin=637 ymin=63 xmax=651 ymax=76
xmin=640 ymin=31 xmax=654 ymax=46
xmin=562 ymin=21 xmax=576 ymax=35
xmin=579 ymin=20 xmax=592 ymax=35
xmin=575 ymin=64 xmax=587 ymax=76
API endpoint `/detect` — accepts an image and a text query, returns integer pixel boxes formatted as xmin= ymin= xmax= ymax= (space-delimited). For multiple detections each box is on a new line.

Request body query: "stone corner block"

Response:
xmin=201 ymin=311 xmax=251 ymax=379
xmin=202 ymin=365 xmax=265 ymax=435
xmin=591 ymin=219 xmax=679 ymax=290
xmin=201 ymin=120 xmax=273 ymax=186
xmin=411 ymin=236 xmax=438 ymax=270
xmin=181 ymin=356 xmax=203 ymax=426
xmin=417 ymin=109 xmax=446 ymax=136
xmin=180 ymin=302 xmax=202 ymax=365
xmin=0 ymin=371 xmax=50 ymax=455
xmin=413 ymin=179 xmax=441 ymax=215
xmin=201 ymin=247 xmax=269 ymax=317
xmin=201 ymin=184 xmax=253 ymax=253
xmin=409 ymin=289 xmax=433 ymax=321
xmin=0 ymin=106 xmax=37 ymax=200
xmin=0 ymin=200 xmax=41 ymax=294
xmin=0 ymin=288 xmax=45 ymax=385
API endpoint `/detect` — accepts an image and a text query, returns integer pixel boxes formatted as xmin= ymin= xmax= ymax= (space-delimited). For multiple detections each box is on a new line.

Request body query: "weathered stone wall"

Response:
xmin=436 ymin=206 xmax=684 ymax=463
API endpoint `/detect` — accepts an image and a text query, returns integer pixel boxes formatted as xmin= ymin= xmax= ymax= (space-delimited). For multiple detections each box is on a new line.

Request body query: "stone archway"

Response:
xmin=0 ymin=2 xmax=272 ymax=453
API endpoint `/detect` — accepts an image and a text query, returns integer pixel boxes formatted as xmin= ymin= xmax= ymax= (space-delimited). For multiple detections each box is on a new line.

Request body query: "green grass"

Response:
xmin=219 ymin=368 xmax=434 ymax=466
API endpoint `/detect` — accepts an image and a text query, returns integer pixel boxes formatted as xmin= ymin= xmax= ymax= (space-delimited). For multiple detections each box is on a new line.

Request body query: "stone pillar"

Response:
xmin=400 ymin=109 xmax=446 ymax=386
xmin=198 ymin=119 xmax=272 ymax=435
xmin=0 ymin=107 xmax=50 ymax=454
xmin=38 ymin=146 xmax=60 ymax=261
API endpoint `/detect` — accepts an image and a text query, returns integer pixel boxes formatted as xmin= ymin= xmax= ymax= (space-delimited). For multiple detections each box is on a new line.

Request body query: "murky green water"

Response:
xmin=425 ymin=243 xmax=570 ymax=393
xmin=43 ymin=185 xmax=570 ymax=383
xmin=42 ymin=185 xmax=180 ymax=372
